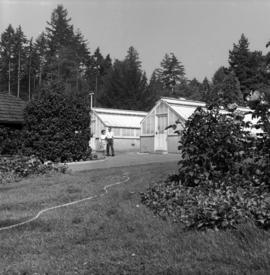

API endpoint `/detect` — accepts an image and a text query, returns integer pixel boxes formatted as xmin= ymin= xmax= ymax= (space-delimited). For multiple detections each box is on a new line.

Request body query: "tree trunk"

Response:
xmin=39 ymin=64 xmax=42 ymax=86
xmin=17 ymin=49 xmax=20 ymax=98
xmin=28 ymin=55 xmax=31 ymax=101
xmin=8 ymin=58 xmax=11 ymax=94
xmin=76 ymin=68 xmax=79 ymax=94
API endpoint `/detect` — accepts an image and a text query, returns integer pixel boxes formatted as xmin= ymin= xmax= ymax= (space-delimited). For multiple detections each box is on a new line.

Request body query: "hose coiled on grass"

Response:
xmin=0 ymin=173 xmax=129 ymax=232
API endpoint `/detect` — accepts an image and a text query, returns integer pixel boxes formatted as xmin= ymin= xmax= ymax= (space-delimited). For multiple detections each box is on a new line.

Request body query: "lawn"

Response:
xmin=1 ymin=162 xmax=270 ymax=274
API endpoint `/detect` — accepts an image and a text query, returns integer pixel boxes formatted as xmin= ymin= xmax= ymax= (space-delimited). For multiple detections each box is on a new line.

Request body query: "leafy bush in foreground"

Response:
xmin=0 ymin=127 xmax=23 ymax=155
xmin=141 ymin=96 xmax=270 ymax=230
xmin=141 ymin=176 xmax=270 ymax=230
xmin=22 ymin=81 xmax=91 ymax=162
xmin=0 ymin=155 xmax=68 ymax=184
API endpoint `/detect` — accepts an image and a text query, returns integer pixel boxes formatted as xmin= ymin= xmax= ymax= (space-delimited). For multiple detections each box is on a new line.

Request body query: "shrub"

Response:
xmin=22 ymin=81 xmax=91 ymax=162
xmin=0 ymin=126 xmax=23 ymax=155
xmin=174 ymin=102 xmax=253 ymax=187
xmin=141 ymin=96 xmax=270 ymax=230
xmin=141 ymin=176 xmax=270 ymax=230
xmin=0 ymin=155 xmax=68 ymax=185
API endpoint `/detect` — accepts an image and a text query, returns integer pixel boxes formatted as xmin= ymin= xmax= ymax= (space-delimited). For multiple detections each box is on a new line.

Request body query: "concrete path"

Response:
xmin=67 ymin=152 xmax=180 ymax=172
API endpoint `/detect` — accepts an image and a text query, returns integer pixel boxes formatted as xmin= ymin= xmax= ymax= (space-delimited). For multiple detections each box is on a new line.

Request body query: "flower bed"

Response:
xmin=0 ymin=155 xmax=68 ymax=184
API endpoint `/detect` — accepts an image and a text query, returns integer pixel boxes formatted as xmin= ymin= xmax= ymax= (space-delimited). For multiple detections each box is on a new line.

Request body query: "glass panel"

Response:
xmin=168 ymin=109 xmax=179 ymax=135
xmin=156 ymin=102 xmax=167 ymax=114
xmin=157 ymin=115 xmax=168 ymax=133
xmin=113 ymin=128 xmax=121 ymax=136
xmin=122 ymin=128 xmax=134 ymax=136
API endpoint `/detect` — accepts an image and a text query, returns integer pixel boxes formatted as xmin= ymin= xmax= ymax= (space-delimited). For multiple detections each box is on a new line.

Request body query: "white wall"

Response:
xmin=141 ymin=100 xmax=183 ymax=153
xmin=140 ymin=136 xmax=155 ymax=152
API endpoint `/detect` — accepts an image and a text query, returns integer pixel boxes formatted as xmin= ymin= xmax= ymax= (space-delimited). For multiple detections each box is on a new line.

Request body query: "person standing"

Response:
xmin=106 ymin=127 xmax=115 ymax=156
xmin=99 ymin=129 xmax=106 ymax=156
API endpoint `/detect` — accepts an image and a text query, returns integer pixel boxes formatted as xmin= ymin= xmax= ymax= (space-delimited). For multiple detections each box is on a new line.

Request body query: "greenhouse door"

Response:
xmin=155 ymin=114 xmax=168 ymax=151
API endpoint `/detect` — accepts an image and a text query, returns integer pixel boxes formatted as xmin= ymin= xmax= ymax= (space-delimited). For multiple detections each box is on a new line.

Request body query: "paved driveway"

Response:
xmin=67 ymin=152 xmax=180 ymax=172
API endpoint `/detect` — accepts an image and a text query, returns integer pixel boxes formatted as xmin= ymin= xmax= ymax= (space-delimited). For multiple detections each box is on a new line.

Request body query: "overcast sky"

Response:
xmin=1 ymin=0 xmax=270 ymax=81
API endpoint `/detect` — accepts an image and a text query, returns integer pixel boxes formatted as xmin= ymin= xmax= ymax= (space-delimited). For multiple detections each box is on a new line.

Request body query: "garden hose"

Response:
xmin=0 ymin=173 xmax=130 ymax=232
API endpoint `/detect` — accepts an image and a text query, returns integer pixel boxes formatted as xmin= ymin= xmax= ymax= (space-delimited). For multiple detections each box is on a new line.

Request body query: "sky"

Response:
xmin=1 ymin=0 xmax=270 ymax=81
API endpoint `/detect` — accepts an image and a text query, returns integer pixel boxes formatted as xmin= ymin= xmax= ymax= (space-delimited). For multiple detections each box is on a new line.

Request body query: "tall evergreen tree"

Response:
xmin=26 ymin=38 xmax=34 ymax=100
xmin=45 ymin=5 xmax=90 ymax=93
xmin=34 ymin=32 xmax=48 ymax=96
xmin=209 ymin=71 xmax=243 ymax=105
xmin=158 ymin=52 xmax=185 ymax=94
xmin=0 ymin=24 xmax=15 ymax=94
xmin=85 ymin=47 xmax=112 ymax=105
xmin=148 ymin=69 xmax=165 ymax=101
xmin=13 ymin=25 xmax=28 ymax=98
xmin=212 ymin=66 xmax=228 ymax=85
xmin=100 ymin=47 xmax=152 ymax=110
xmin=201 ymin=77 xmax=211 ymax=101
xmin=46 ymin=5 xmax=74 ymax=57
xmin=229 ymin=34 xmax=254 ymax=96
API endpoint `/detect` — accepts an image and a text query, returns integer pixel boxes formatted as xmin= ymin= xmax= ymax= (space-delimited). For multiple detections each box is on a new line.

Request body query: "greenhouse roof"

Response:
xmin=92 ymin=108 xmax=147 ymax=128
xmin=161 ymin=97 xmax=261 ymax=135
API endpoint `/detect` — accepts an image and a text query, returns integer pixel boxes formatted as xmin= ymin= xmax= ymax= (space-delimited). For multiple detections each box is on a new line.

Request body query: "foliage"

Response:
xmin=85 ymin=47 xmax=112 ymax=105
xmin=229 ymin=34 xmax=270 ymax=98
xmin=141 ymin=95 xmax=270 ymax=230
xmin=175 ymin=78 xmax=205 ymax=101
xmin=176 ymin=103 xmax=251 ymax=186
xmin=141 ymin=176 xmax=270 ymax=230
xmin=100 ymin=46 xmax=153 ymax=110
xmin=0 ymin=24 xmax=15 ymax=95
xmin=23 ymin=81 xmax=91 ymax=162
xmin=208 ymin=71 xmax=244 ymax=105
xmin=158 ymin=52 xmax=185 ymax=92
xmin=246 ymin=91 xmax=270 ymax=185
xmin=0 ymin=126 xmax=23 ymax=155
xmin=0 ymin=155 xmax=68 ymax=184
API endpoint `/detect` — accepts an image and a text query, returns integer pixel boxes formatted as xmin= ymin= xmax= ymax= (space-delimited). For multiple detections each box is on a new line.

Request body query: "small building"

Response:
xmin=140 ymin=97 xmax=205 ymax=153
xmin=140 ymin=97 xmax=261 ymax=153
xmin=90 ymin=107 xmax=147 ymax=152
xmin=0 ymin=91 xmax=26 ymax=129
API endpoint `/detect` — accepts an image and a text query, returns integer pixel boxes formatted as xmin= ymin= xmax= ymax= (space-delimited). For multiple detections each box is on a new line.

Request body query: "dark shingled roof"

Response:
xmin=0 ymin=91 xmax=26 ymax=124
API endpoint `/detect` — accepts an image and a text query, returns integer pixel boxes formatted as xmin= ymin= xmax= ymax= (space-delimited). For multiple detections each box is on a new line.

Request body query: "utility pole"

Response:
xmin=89 ymin=92 xmax=94 ymax=149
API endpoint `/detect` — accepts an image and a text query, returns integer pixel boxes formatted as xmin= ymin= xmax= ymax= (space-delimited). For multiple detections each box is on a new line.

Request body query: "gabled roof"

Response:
xmin=92 ymin=107 xmax=147 ymax=128
xmin=0 ymin=92 xmax=26 ymax=124
xmin=141 ymin=97 xmax=259 ymax=133
xmin=161 ymin=97 xmax=205 ymax=120
xmin=141 ymin=97 xmax=205 ymax=124
xmin=161 ymin=97 xmax=205 ymax=107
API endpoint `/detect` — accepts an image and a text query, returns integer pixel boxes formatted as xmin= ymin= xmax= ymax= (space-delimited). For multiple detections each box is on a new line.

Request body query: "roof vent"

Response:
xmin=178 ymin=97 xmax=186 ymax=100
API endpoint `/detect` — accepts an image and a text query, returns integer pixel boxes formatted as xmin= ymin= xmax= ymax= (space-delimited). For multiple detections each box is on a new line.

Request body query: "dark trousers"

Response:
xmin=106 ymin=139 xmax=114 ymax=156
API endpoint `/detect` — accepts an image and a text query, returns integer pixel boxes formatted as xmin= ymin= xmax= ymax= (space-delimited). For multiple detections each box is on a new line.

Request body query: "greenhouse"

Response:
xmin=140 ymin=97 xmax=205 ymax=153
xmin=90 ymin=107 xmax=147 ymax=152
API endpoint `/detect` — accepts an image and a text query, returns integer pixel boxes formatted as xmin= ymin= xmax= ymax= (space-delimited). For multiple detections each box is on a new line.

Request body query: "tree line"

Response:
xmin=1 ymin=5 xmax=270 ymax=110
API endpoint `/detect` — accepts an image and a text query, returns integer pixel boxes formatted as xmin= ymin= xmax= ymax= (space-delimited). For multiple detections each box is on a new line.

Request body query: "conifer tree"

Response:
xmin=158 ymin=52 xmax=185 ymax=94
xmin=209 ymin=71 xmax=243 ymax=105
xmin=45 ymin=5 xmax=90 ymax=93
xmin=85 ymin=47 xmax=112 ymax=105
xmin=101 ymin=46 xmax=152 ymax=110
xmin=34 ymin=32 xmax=48 ymax=95
xmin=229 ymin=34 xmax=253 ymax=95
xmin=0 ymin=24 xmax=15 ymax=94
xmin=13 ymin=25 xmax=28 ymax=98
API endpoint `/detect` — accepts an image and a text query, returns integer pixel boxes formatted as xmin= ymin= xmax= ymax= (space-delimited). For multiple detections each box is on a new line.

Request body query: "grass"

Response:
xmin=1 ymin=162 xmax=270 ymax=274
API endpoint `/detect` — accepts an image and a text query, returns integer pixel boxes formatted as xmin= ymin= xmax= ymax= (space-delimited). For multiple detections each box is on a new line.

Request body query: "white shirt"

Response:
xmin=100 ymin=134 xmax=106 ymax=141
xmin=106 ymin=131 xmax=114 ymax=139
